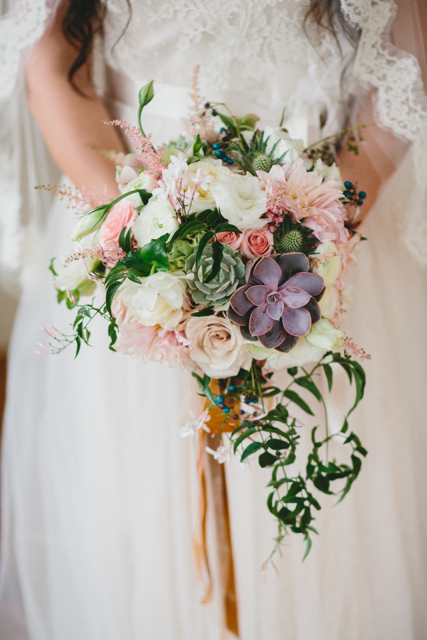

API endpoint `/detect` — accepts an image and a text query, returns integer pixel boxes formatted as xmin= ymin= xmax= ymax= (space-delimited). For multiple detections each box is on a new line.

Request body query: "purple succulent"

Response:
xmin=228 ymin=253 xmax=324 ymax=351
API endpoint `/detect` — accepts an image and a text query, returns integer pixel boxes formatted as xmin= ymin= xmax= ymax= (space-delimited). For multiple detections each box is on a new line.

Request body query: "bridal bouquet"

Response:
xmin=44 ymin=70 xmax=369 ymax=558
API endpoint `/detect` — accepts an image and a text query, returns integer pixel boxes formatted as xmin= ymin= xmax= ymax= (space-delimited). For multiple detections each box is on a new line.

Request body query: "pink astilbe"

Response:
xmin=114 ymin=322 xmax=192 ymax=368
xmin=343 ymin=336 xmax=371 ymax=361
xmin=309 ymin=251 xmax=339 ymax=269
xmin=65 ymin=247 xmax=103 ymax=265
xmin=105 ymin=120 xmax=165 ymax=179
xmin=183 ymin=65 xmax=216 ymax=142
xmin=259 ymin=161 xmax=349 ymax=244
xmin=36 ymin=184 xmax=108 ymax=211
xmin=101 ymin=240 xmax=127 ymax=268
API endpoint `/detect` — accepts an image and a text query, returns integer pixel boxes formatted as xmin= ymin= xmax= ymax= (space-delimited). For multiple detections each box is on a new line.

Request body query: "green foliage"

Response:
xmin=193 ymin=353 xmax=368 ymax=565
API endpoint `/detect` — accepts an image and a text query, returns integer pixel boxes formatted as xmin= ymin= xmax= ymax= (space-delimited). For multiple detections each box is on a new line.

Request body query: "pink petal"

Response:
xmin=281 ymin=306 xmax=312 ymax=337
xmin=249 ymin=304 xmax=274 ymax=336
xmin=267 ymin=301 xmax=284 ymax=320
xmin=230 ymin=285 xmax=254 ymax=316
xmin=280 ymin=286 xmax=311 ymax=309
xmin=281 ymin=272 xmax=324 ymax=297
xmin=252 ymin=257 xmax=282 ymax=290
xmin=246 ymin=285 xmax=269 ymax=306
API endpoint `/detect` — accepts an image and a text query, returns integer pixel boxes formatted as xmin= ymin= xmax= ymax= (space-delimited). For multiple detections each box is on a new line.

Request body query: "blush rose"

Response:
xmin=216 ymin=231 xmax=243 ymax=251
xmin=240 ymin=228 xmax=273 ymax=259
xmin=100 ymin=201 xmax=138 ymax=246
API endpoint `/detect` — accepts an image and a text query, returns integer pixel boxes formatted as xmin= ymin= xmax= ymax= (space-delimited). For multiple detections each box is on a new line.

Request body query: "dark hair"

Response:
xmin=62 ymin=0 xmax=359 ymax=90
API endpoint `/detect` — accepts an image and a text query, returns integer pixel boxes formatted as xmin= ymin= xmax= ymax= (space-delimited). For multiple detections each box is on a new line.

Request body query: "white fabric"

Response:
xmin=0 ymin=1 xmax=427 ymax=639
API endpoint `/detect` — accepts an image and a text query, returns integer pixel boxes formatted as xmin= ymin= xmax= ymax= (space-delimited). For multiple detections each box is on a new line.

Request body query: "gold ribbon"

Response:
xmin=193 ymin=382 xmax=240 ymax=638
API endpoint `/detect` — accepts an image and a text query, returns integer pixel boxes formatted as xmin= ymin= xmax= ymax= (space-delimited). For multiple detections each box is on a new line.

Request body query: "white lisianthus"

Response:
xmin=186 ymin=160 xmax=233 ymax=213
xmin=312 ymin=242 xmax=342 ymax=285
xmin=265 ymin=338 xmax=326 ymax=371
xmin=133 ymin=199 xmax=179 ymax=248
xmin=119 ymin=272 xmax=188 ymax=329
xmin=186 ymin=316 xmax=252 ymax=378
xmin=116 ymin=164 xmax=139 ymax=186
xmin=264 ymin=126 xmax=305 ymax=163
xmin=306 ymin=318 xmax=344 ymax=350
xmin=211 ymin=173 xmax=267 ymax=230
xmin=70 ymin=207 xmax=107 ymax=242
xmin=318 ymin=285 xmax=340 ymax=319
xmin=122 ymin=173 xmax=155 ymax=206
xmin=314 ymin=158 xmax=343 ymax=182
xmin=247 ymin=343 xmax=275 ymax=361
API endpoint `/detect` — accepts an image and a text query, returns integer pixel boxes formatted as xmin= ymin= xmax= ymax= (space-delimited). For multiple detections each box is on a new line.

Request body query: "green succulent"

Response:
xmin=185 ymin=243 xmax=245 ymax=307
xmin=168 ymin=232 xmax=204 ymax=271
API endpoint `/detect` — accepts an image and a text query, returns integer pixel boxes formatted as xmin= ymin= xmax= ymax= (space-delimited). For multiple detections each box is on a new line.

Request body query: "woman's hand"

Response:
xmin=25 ymin=3 xmax=126 ymax=200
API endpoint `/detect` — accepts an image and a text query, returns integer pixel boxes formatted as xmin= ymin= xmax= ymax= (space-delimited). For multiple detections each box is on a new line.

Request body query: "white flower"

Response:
xmin=264 ymin=126 xmax=305 ymax=163
xmin=132 ymin=199 xmax=179 ymax=248
xmin=70 ymin=207 xmax=106 ymax=242
xmin=265 ymin=338 xmax=326 ymax=370
xmin=186 ymin=160 xmax=233 ymax=213
xmin=314 ymin=159 xmax=343 ymax=182
xmin=211 ymin=173 xmax=267 ymax=230
xmin=318 ymin=285 xmax=340 ymax=319
xmin=186 ymin=316 xmax=252 ymax=378
xmin=116 ymin=164 xmax=139 ymax=186
xmin=312 ymin=242 xmax=342 ymax=285
xmin=206 ymin=443 xmax=230 ymax=464
xmin=306 ymin=318 xmax=344 ymax=351
xmin=119 ymin=271 xmax=188 ymax=329
xmin=179 ymin=408 xmax=211 ymax=438
xmin=54 ymin=235 xmax=99 ymax=293
xmin=121 ymin=173 xmax=155 ymax=206
xmin=247 ymin=343 xmax=275 ymax=361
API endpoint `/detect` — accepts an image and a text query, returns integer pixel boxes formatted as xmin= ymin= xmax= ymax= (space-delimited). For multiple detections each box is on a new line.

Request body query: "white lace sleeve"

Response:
xmin=341 ymin=0 xmax=427 ymax=266
xmin=0 ymin=0 xmax=60 ymax=292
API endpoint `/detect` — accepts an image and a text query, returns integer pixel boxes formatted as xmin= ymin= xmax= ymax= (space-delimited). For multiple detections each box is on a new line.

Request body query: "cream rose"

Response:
xmin=211 ymin=173 xmax=267 ymax=229
xmin=186 ymin=160 xmax=233 ymax=213
xmin=312 ymin=242 xmax=342 ymax=285
xmin=119 ymin=272 xmax=188 ymax=329
xmin=264 ymin=126 xmax=305 ymax=163
xmin=306 ymin=319 xmax=344 ymax=351
xmin=133 ymin=199 xmax=179 ymax=248
xmin=318 ymin=285 xmax=340 ymax=319
xmin=186 ymin=316 xmax=252 ymax=378
xmin=265 ymin=338 xmax=326 ymax=371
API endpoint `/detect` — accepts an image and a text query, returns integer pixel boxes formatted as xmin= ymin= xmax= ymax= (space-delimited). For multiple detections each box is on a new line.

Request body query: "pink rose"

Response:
xmin=216 ymin=231 xmax=242 ymax=251
xmin=100 ymin=201 xmax=138 ymax=246
xmin=240 ymin=228 xmax=273 ymax=259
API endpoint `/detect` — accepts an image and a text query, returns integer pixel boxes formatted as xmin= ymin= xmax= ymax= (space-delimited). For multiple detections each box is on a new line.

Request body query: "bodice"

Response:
xmin=103 ymin=0 xmax=358 ymax=144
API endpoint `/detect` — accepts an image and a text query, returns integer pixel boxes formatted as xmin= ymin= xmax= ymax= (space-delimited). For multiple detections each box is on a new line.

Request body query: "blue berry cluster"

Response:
xmin=343 ymin=181 xmax=366 ymax=207
xmin=212 ymin=142 xmax=234 ymax=165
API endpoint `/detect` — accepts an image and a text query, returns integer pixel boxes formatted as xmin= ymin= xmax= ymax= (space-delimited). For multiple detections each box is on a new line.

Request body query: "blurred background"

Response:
xmin=0 ymin=290 xmax=18 ymax=432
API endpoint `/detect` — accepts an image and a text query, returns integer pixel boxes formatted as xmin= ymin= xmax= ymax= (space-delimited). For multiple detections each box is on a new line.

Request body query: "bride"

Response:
xmin=1 ymin=1 xmax=426 ymax=638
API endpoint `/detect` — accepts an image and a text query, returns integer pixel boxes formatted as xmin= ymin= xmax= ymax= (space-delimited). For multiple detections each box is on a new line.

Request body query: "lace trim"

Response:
xmin=341 ymin=0 xmax=427 ymax=266
xmin=0 ymin=1 xmax=52 ymax=103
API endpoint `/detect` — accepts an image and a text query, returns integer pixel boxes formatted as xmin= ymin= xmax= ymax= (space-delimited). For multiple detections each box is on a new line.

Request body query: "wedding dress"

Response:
xmin=1 ymin=1 xmax=427 ymax=639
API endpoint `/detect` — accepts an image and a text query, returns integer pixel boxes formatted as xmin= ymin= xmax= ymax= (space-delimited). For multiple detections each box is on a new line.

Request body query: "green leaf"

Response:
xmin=75 ymin=336 xmax=81 ymax=358
xmin=205 ymin=241 xmax=223 ymax=283
xmin=283 ymin=389 xmax=314 ymax=415
xmin=313 ymin=474 xmax=331 ymax=494
xmin=139 ymin=233 xmax=170 ymax=272
xmin=259 ymin=451 xmax=277 ymax=468
xmin=191 ymin=372 xmax=216 ymax=406
xmin=232 ymin=427 xmax=257 ymax=452
xmin=214 ymin=223 xmax=242 ymax=234
xmin=287 ymin=367 xmax=298 ymax=377
xmin=195 ymin=231 xmax=214 ymax=265
xmin=267 ymin=438 xmax=290 ymax=451
xmin=105 ymin=278 xmax=125 ymax=316
xmin=191 ymin=308 xmax=215 ymax=317
xmin=323 ymin=363 xmax=333 ymax=392
xmin=49 ymin=258 xmax=58 ymax=277
xmin=241 ymin=441 xmax=263 ymax=462
xmin=118 ymin=226 xmax=133 ymax=253
xmin=341 ymin=418 xmax=349 ymax=433
xmin=302 ymin=534 xmax=312 ymax=561
xmin=295 ymin=376 xmax=322 ymax=402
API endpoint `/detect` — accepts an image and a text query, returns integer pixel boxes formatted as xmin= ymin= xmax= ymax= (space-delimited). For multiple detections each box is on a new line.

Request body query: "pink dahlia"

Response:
xmin=115 ymin=323 xmax=191 ymax=367
xmin=259 ymin=160 xmax=348 ymax=244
